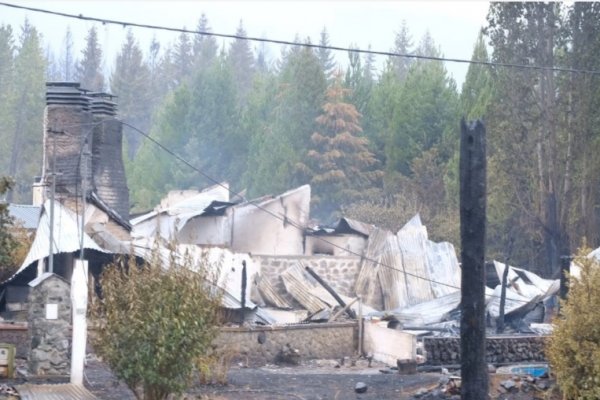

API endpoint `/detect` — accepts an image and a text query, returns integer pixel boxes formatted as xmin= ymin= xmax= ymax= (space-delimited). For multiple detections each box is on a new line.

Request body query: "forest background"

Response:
xmin=1 ymin=2 xmax=600 ymax=279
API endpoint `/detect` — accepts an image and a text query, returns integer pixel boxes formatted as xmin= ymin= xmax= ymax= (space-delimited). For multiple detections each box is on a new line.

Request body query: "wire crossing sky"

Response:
xmin=2 ymin=1 xmax=600 ymax=76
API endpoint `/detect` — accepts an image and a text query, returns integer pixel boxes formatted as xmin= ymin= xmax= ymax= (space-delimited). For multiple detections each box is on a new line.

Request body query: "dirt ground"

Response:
xmin=0 ymin=357 xmax=560 ymax=399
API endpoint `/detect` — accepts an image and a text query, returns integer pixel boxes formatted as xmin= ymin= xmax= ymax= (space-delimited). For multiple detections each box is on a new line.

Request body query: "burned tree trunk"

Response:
xmin=459 ymin=119 xmax=488 ymax=399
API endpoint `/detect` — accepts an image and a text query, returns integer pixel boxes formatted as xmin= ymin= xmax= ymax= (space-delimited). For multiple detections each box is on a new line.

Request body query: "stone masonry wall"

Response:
xmin=424 ymin=336 xmax=547 ymax=365
xmin=254 ymin=255 xmax=362 ymax=308
xmin=213 ymin=322 xmax=357 ymax=367
xmin=28 ymin=275 xmax=72 ymax=376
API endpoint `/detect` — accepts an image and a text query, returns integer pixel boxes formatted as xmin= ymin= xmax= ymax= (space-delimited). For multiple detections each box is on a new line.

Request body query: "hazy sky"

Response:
xmin=0 ymin=1 xmax=491 ymax=86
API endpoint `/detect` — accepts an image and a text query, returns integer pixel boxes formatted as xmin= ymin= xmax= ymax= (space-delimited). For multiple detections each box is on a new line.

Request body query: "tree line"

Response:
xmin=1 ymin=3 xmax=600 ymax=277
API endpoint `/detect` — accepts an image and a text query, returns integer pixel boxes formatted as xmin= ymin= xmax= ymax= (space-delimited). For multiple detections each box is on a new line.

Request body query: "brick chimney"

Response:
xmin=43 ymin=82 xmax=93 ymax=202
xmin=89 ymin=93 xmax=129 ymax=220
xmin=42 ymin=82 xmax=130 ymax=221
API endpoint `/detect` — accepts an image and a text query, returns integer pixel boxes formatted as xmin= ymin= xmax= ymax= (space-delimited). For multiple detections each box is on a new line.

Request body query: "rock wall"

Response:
xmin=213 ymin=322 xmax=357 ymax=366
xmin=254 ymin=255 xmax=362 ymax=308
xmin=423 ymin=335 xmax=548 ymax=365
xmin=28 ymin=275 xmax=72 ymax=376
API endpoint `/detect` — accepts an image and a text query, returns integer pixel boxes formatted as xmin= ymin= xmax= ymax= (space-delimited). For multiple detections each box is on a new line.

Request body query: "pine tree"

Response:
xmin=227 ymin=20 xmax=255 ymax=102
xmin=485 ymin=2 xmax=569 ymax=274
xmin=110 ymin=29 xmax=152 ymax=159
xmin=245 ymin=42 xmax=326 ymax=197
xmin=6 ymin=19 xmax=45 ymax=202
xmin=316 ymin=27 xmax=336 ymax=81
xmin=389 ymin=21 xmax=413 ymax=81
xmin=300 ymin=75 xmax=382 ymax=220
xmin=0 ymin=24 xmax=15 ymax=171
xmin=193 ymin=14 xmax=218 ymax=70
xmin=172 ymin=30 xmax=193 ymax=85
xmin=76 ymin=26 xmax=104 ymax=91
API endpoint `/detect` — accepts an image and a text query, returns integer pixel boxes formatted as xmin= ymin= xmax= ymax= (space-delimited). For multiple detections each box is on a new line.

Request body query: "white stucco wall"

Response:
xmin=178 ymin=215 xmax=231 ymax=246
xmin=231 ymin=185 xmax=310 ymax=256
xmin=363 ymin=320 xmax=417 ymax=366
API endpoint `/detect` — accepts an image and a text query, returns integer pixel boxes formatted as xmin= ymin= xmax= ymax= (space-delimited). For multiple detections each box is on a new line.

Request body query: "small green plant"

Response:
xmin=547 ymin=246 xmax=600 ymax=399
xmin=91 ymin=244 xmax=223 ymax=400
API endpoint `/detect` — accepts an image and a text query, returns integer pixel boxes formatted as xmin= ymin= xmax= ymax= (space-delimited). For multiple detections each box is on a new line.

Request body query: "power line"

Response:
xmin=2 ymin=1 xmax=600 ymax=76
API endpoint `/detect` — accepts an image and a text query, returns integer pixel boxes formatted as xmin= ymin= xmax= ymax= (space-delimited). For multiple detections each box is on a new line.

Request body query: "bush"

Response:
xmin=91 ymin=246 xmax=223 ymax=400
xmin=547 ymin=246 xmax=600 ymax=399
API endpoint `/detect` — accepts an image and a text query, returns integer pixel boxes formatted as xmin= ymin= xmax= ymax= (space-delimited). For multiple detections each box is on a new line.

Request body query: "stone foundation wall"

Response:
xmin=0 ymin=324 xmax=28 ymax=358
xmin=213 ymin=322 xmax=357 ymax=366
xmin=28 ymin=275 xmax=72 ymax=376
xmin=254 ymin=255 xmax=361 ymax=307
xmin=423 ymin=335 xmax=548 ymax=365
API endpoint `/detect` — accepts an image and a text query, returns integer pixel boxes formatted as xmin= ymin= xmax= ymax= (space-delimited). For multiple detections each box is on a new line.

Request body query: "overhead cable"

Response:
xmin=1 ymin=1 xmax=600 ymax=76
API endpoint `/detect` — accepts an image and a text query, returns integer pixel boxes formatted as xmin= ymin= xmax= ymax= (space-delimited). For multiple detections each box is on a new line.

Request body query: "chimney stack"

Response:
xmin=89 ymin=93 xmax=130 ymax=221
xmin=42 ymin=82 xmax=130 ymax=221
xmin=43 ymin=82 xmax=93 ymax=202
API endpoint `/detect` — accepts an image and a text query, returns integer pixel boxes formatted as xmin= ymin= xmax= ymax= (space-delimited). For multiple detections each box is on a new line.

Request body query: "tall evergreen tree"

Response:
xmin=110 ymin=30 xmax=152 ymax=159
xmin=245 ymin=43 xmax=326 ymax=197
xmin=76 ymin=26 xmax=104 ymax=91
xmin=485 ymin=2 xmax=568 ymax=274
xmin=6 ymin=19 xmax=45 ymax=202
xmin=129 ymin=59 xmax=243 ymax=210
xmin=0 ymin=24 xmax=15 ymax=175
xmin=389 ymin=21 xmax=413 ymax=81
xmin=299 ymin=75 xmax=382 ymax=220
xmin=171 ymin=30 xmax=193 ymax=85
xmin=227 ymin=20 xmax=255 ymax=103
xmin=193 ymin=14 xmax=218 ymax=70
xmin=316 ymin=27 xmax=336 ymax=81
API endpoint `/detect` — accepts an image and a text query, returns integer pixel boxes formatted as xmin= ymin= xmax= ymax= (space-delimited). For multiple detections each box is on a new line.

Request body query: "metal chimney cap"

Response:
xmin=46 ymin=81 xmax=81 ymax=88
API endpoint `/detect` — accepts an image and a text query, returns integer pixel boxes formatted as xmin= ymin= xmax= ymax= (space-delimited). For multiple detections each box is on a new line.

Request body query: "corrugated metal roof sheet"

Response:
xmin=8 ymin=204 xmax=41 ymax=229
xmin=281 ymin=262 xmax=329 ymax=314
xmin=130 ymin=184 xmax=232 ymax=239
xmin=4 ymin=200 xmax=107 ymax=284
xmin=130 ymin=239 xmax=260 ymax=313
xmin=256 ymin=274 xmax=293 ymax=309
xmin=355 ymin=214 xmax=462 ymax=311
xmin=16 ymin=383 xmax=97 ymax=400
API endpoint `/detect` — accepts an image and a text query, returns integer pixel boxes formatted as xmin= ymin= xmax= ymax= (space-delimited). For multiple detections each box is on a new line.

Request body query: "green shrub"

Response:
xmin=547 ymin=246 xmax=600 ymax=399
xmin=91 ymin=245 xmax=223 ymax=400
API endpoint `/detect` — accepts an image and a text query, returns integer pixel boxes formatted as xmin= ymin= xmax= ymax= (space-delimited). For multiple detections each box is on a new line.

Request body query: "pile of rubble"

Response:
xmin=409 ymin=368 xmax=555 ymax=399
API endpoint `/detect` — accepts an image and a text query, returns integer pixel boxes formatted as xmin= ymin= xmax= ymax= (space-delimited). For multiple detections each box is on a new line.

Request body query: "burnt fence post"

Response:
xmin=459 ymin=119 xmax=489 ymax=399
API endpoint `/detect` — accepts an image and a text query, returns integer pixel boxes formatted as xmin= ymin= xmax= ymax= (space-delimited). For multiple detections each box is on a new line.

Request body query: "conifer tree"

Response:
xmin=193 ymin=14 xmax=218 ymax=70
xmin=6 ymin=19 xmax=45 ymax=202
xmin=76 ymin=26 xmax=104 ymax=91
xmin=227 ymin=20 xmax=255 ymax=102
xmin=110 ymin=29 xmax=152 ymax=159
xmin=300 ymin=75 xmax=382 ymax=219
xmin=316 ymin=27 xmax=336 ymax=81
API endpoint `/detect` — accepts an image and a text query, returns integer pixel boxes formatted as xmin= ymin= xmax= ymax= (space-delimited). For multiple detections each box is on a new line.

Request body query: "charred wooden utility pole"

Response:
xmin=459 ymin=119 xmax=488 ymax=399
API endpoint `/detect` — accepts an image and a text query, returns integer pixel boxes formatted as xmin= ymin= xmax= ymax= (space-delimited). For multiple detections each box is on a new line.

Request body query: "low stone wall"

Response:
xmin=254 ymin=255 xmax=362 ymax=308
xmin=214 ymin=322 xmax=357 ymax=366
xmin=423 ymin=335 xmax=548 ymax=365
xmin=0 ymin=324 xmax=28 ymax=358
